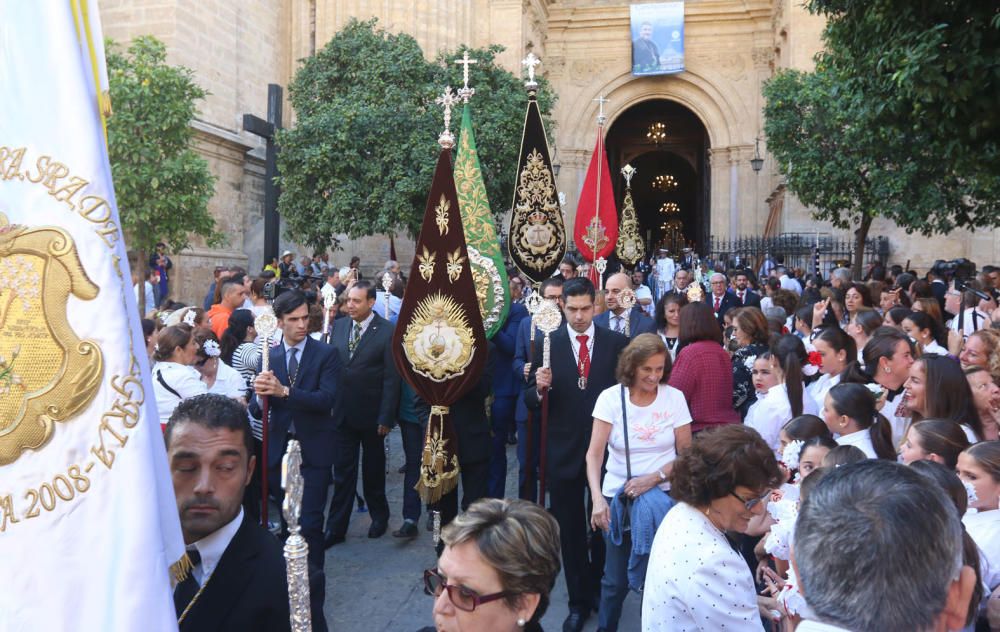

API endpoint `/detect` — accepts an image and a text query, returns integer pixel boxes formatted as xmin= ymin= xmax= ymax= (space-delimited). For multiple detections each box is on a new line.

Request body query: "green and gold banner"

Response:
xmin=455 ymin=104 xmax=509 ymax=338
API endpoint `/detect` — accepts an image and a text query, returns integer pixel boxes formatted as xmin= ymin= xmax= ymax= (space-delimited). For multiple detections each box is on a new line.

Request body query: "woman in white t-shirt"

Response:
xmin=192 ymin=329 xmax=249 ymax=402
xmin=586 ymin=333 xmax=692 ymax=632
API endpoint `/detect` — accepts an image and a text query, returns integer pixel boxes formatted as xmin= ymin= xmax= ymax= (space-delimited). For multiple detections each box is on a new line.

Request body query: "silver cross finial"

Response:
xmin=455 ymin=52 xmax=478 ymax=103
xmin=436 ymin=87 xmax=457 ymax=148
xmin=621 ymin=163 xmax=636 ymax=187
xmin=522 ymin=53 xmax=541 ymax=89
xmin=594 ymin=95 xmax=609 ymax=126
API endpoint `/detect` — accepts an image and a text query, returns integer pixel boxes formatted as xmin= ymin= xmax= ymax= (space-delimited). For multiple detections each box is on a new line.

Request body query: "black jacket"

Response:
xmin=524 ymin=325 xmax=627 ymax=481
xmin=249 ymin=337 xmax=339 ymax=469
xmin=178 ymin=514 xmax=291 ymax=632
xmin=329 ymin=312 xmax=400 ymax=431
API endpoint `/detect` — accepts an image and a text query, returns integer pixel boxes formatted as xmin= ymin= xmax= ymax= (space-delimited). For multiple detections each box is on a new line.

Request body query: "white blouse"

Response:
xmin=963 ymin=509 xmax=1000 ymax=591
xmin=642 ymin=502 xmax=762 ymax=631
xmin=807 ymin=373 xmax=840 ymax=413
xmin=921 ymin=340 xmax=948 ymax=356
xmin=836 ymin=429 xmax=877 ymax=459
xmin=208 ymin=360 xmax=248 ymax=400
xmin=880 ymin=391 xmax=910 ymax=447
xmin=153 ymin=361 xmax=208 ymax=426
xmin=746 ymin=384 xmax=820 ymax=458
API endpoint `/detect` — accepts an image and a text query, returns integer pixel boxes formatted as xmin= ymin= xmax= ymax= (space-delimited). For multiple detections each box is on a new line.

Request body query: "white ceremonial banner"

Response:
xmin=0 ymin=2 xmax=184 ymax=631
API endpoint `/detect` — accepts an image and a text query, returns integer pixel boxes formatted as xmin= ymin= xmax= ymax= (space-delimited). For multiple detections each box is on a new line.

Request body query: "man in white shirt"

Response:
xmin=776 ymin=266 xmax=801 ymax=295
xmin=630 ymin=269 xmax=655 ymax=316
xmin=792 ymin=460 xmax=975 ymax=632
xmin=166 ymin=394 xmax=291 ymax=632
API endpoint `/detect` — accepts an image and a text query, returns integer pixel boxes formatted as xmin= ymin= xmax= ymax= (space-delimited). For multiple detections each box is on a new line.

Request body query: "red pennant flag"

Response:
xmin=574 ymin=134 xmax=618 ymax=271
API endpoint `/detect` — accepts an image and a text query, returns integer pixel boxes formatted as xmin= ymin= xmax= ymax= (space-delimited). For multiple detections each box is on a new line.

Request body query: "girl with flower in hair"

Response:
xmin=822 ymin=383 xmax=897 ymax=460
xmin=958 ymin=441 xmax=1000 ymax=598
xmin=745 ymin=335 xmax=818 ymax=458
xmin=192 ymin=329 xmax=248 ymax=402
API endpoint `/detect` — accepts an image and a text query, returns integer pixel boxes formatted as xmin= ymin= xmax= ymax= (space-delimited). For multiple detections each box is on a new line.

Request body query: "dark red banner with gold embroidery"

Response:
xmin=574 ymin=134 xmax=618 ymax=266
xmin=392 ymin=148 xmax=487 ymax=503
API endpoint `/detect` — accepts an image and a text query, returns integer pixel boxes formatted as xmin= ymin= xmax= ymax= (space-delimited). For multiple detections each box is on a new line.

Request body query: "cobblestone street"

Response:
xmin=322 ymin=428 xmax=642 ymax=631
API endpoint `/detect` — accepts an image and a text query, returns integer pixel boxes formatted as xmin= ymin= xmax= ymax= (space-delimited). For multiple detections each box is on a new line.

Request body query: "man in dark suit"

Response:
xmin=594 ymin=272 xmax=656 ymax=338
xmin=250 ymin=289 xmax=337 ymax=631
xmin=734 ymin=271 xmax=762 ymax=308
xmin=324 ymin=281 xmax=400 ymax=543
xmin=166 ymin=394 xmax=291 ymax=632
xmin=513 ymin=276 xmax=565 ymax=502
xmin=488 ymin=295 xmax=529 ymax=499
xmin=526 ymin=277 xmax=628 ymax=632
xmin=709 ymin=272 xmax=740 ymax=326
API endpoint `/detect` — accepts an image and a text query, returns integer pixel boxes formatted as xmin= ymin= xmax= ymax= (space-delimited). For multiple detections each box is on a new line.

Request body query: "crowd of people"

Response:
xmin=141 ymin=245 xmax=1000 ymax=631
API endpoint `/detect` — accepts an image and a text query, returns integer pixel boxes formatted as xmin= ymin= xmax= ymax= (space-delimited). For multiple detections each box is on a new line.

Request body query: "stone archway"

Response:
xmin=555 ymin=70 xmax=762 ymax=252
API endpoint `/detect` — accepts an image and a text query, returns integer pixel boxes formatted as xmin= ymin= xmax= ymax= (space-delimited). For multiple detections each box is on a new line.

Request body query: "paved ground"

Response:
xmin=320 ymin=428 xmax=642 ymax=631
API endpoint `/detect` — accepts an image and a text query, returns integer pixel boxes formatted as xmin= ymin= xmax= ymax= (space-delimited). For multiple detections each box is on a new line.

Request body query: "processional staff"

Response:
xmin=282 ymin=440 xmax=312 ymax=632
xmin=522 ymin=292 xmax=543 ymax=499
xmin=534 ymin=299 xmax=562 ymax=501
xmin=254 ymin=308 xmax=279 ymax=527
xmin=320 ymin=284 xmax=336 ymax=344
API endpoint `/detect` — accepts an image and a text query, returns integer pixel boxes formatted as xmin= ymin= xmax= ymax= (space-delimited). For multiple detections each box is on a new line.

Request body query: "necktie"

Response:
xmin=738 ymin=290 xmax=745 ymax=304
xmin=287 ymin=347 xmax=299 ymax=385
xmin=349 ymin=322 xmax=361 ymax=357
xmin=615 ymin=315 xmax=624 ymax=333
xmin=576 ymin=334 xmax=590 ymax=390
xmin=714 ymin=296 xmax=721 ymax=312
xmin=174 ymin=547 xmax=201 ymax=617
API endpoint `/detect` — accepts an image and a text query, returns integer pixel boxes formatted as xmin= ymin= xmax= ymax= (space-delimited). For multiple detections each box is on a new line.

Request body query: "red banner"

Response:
xmin=574 ymin=133 xmax=618 ymax=265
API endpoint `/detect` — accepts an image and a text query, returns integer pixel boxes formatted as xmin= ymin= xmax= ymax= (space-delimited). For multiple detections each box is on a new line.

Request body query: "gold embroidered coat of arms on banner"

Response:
xmin=0 ymin=214 xmax=103 ymax=465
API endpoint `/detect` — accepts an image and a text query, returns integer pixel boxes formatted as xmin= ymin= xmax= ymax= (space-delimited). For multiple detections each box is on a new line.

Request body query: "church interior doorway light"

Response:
xmin=605 ymin=99 xmax=710 ymax=257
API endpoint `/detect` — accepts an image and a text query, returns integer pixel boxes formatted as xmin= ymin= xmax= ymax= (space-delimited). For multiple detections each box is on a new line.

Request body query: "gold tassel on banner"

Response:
xmin=417 ymin=405 xmax=460 ymax=504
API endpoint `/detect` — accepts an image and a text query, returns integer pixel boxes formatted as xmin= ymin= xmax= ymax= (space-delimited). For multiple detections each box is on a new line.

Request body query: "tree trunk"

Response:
xmin=851 ymin=214 xmax=873 ymax=281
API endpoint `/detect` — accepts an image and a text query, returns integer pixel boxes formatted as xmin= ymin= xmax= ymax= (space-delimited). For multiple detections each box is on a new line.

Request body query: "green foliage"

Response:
xmin=106 ymin=36 xmax=220 ymax=257
xmin=276 ymin=19 xmax=555 ymax=251
xmin=805 ymin=0 xmax=1000 ymax=175
xmin=763 ymin=1 xmax=1000 ymax=271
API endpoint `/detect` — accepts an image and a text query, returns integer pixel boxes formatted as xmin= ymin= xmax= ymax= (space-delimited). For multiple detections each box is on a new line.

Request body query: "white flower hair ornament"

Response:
xmin=782 ymin=440 xmax=804 ymax=471
xmin=202 ymin=339 xmax=221 ymax=358
xmin=183 ymin=309 xmax=197 ymax=327
xmin=865 ymin=383 xmax=885 ymax=400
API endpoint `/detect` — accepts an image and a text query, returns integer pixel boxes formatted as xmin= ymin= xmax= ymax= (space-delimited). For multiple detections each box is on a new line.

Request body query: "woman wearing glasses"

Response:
xmin=422 ymin=498 xmax=561 ymax=632
xmin=642 ymin=424 xmax=784 ymax=631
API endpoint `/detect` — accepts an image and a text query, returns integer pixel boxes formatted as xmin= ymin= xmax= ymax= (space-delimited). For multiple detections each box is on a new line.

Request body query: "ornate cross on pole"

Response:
xmin=594 ymin=94 xmax=609 ymax=127
xmin=455 ymin=52 xmax=478 ymax=103
xmin=436 ymin=86 xmax=457 ymax=148
xmin=522 ymin=53 xmax=541 ymax=89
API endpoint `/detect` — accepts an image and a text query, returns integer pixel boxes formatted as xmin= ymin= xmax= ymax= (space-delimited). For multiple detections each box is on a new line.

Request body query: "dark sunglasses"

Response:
xmin=730 ymin=489 xmax=771 ymax=511
xmin=423 ymin=568 xmax=512 ymax=612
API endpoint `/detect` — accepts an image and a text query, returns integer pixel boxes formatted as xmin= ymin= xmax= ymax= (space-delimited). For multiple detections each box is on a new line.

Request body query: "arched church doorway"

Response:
xmin=605 ymin=99 xmax=710 ymax=257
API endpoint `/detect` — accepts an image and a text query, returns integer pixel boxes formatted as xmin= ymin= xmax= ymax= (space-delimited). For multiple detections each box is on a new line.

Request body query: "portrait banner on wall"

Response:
xmin=630 ymin=2 xmax=685 ymax=76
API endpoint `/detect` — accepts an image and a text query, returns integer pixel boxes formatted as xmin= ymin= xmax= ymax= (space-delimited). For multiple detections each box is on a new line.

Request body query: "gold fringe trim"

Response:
xmin=170 ymin=552 xmax=194 ymax=586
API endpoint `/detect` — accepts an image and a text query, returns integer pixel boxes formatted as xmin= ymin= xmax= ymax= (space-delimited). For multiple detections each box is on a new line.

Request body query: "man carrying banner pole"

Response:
xmin=0 ymin=2 xmax=185 ymax=629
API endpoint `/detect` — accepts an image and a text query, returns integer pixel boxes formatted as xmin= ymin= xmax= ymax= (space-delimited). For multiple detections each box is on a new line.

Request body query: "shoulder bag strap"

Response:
xmin=156 ymin=369 xmax=183 ymax=399
xmin=620 ymin=384 xmax=632 ymax=481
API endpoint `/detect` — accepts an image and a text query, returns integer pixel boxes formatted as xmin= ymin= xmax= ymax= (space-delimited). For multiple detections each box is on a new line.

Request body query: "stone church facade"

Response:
xmin=99 ymin=0 xmax=997 ymax=303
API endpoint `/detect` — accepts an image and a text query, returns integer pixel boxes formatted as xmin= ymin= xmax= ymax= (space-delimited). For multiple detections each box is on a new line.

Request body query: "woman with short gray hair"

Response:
xmin=423 ymin=498 xmax=561 ymax=632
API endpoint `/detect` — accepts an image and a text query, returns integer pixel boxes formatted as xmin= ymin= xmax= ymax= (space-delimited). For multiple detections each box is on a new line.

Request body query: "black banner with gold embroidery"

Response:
xmin=506 ymin=86 xmax=566 ymax=285
xmin=392 ymin=148 xmax=487 ymax=504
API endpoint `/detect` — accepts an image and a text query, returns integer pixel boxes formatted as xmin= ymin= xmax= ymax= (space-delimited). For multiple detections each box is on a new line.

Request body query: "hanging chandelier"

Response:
xmin=659 ymin=201 xmax=680 ymax=216
xmin=646 ymin=122 xmax=667 ymax=144
xmin=652 ymin=174 xmax=677 ymax=191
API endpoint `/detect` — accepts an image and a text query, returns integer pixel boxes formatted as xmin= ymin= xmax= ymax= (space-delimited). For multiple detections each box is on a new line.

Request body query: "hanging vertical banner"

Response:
xmin=574 ymin=134 xmax=619 ymax=267
xmin=630 ymin=2 xmax=685 ymax=76
xmin=506 ymin=55 xmax=566 ymax=286
xmin=616 ymin=164 xmax=645 ymax=268
xmin=392 ymin=91 xmax=487 ymax=504
xmin=455 ymin=104 xmax=510 ymax=338
xmin=0 ymin=2 xmax=185 ymax=630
